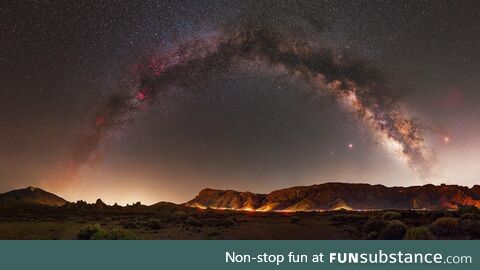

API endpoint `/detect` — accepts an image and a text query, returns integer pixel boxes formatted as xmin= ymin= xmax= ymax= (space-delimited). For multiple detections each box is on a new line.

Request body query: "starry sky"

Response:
xmin=1 ymin=1 xmax=479 ymax=205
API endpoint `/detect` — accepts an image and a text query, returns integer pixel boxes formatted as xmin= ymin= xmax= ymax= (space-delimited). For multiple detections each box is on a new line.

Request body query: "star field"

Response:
xmin=1 ymin=1 xmax=479 ymax=204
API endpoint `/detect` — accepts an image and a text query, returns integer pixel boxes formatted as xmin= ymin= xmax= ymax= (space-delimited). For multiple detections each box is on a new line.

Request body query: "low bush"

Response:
xmin=76 ymin=224 xmax=104 ymax=240
xmin=146 ymin=218 xmax=162 ymax=230
xmin=366 ymin=231 xmax=378 ymax=240
xmin=460 ymin=213 xmax=475 ymax=221
xmin=173 ymin=211 xmax=188 ymax=218
xmin=119 ymin=219 xmax=137 ymax=229
xmin=401 ymin=210 xmax=420 ymax=219
xmin=459 ymin=219 xmax=476 ymax=233
xmin=382 ymin=211 xmax=401 ymax=221
xmin=404 ymin=226 xmax=435 ymax=240
xmin=469 ymin=222 xmax=480 ymax=239
xmin=363 ymin=218 xmax=386 ymax=233
xmin=456 ymin=206 xmax=480 ymax=218
xmin=429 ymin=211 xmax=448 ymax=220
xmin=77 ymin=224 xmax=137 ymax=240
xmin=378 ymin=220 xmax=407 ymax=240
xmin=91 ymin=228 xmax=137 ymax=240
xmin=430 ymin=217 xmax=459 ymax=237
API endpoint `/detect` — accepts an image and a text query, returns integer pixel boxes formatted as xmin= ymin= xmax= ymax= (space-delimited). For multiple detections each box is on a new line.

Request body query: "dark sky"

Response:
xmin=1 ymin=0 xmax=479 ymax=204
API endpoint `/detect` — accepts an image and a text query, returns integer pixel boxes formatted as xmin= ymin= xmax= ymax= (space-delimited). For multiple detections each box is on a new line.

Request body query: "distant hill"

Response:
xmin=186 ymin=183 xmax=480 ymax=211
xmin=0 ymin=186 xmax=67 ymax=207
xmin=149 ymin=201 xmax=190 ymax=214
xmin=0 ymin=186 xmax=191 ymax=215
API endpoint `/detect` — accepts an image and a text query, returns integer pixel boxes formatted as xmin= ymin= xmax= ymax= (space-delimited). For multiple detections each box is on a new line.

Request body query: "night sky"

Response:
xmin=1 ymin=1 xmax=479 ymax=205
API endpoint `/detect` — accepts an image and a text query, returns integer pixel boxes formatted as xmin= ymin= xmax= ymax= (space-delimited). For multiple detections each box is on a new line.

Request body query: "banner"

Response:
xmin=1 ymin=240 xmax=477 ymax=270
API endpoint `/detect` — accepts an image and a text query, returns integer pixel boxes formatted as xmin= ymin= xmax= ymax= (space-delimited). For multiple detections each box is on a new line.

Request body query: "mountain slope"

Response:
xmin=0 ymin=186 xmax=67 ymax=207
xmin=186 ymin=182 xmax=480 ymax=211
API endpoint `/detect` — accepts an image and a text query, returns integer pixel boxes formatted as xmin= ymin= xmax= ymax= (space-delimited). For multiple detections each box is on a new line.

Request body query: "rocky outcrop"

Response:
xmin=186 ymin=188 xmax=267 ymax=210
xmin=186 ymin=183 xmax=480 ymax=211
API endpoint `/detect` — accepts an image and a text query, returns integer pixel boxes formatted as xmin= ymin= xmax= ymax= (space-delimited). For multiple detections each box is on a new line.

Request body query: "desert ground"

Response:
xmin=1 ymin=207 xmax=479 ymax=240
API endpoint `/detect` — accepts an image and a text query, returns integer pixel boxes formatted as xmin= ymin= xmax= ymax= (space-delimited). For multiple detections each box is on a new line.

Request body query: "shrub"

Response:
xmin=382 ymin=211 xmax=401 ymax=221
xmin=468 ymin=221 xmax=480 ymax=239
xmin=459 ymin=219 xmax=476 ymax=233
xmin=119 ymin=219 xmax=137 ymax=229
xmin=457 ymin=206 xmax=480 ymax=218
xmin=461 ymin=213 xmax=475 ymax=221
xmin=404 ymin=226 xmax=435 ymax=240
xmin=429 ymin=211 xmax=448 ymax=220
xmin=146 ymin=218 xmax=162 ymax=230
xmin=173 ymin=210 xmax=188 ymax=218
xmin=77 ymin=224 xmax=137 ymax=240
xmin=366 ymin=231 xmax=378 ymax=240
xmin=378 ymin=220 xmax=407 ymax=240
xmin=77 ymin=224 xmax=104 ymax=240
xmin=91 ymin=229 xmax=137 ymax=240
xmin=401 ymin=210 xmax=420 ymax=219
xmin=430 ymin=217 xmax=459 ymax=236
xmin=363 ymin=218 xmax=386 ymax=233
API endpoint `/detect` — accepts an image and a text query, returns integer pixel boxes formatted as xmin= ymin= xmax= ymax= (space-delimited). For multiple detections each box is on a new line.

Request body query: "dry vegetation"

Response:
xmin=1 ymin=205 xmax=480 ymax=240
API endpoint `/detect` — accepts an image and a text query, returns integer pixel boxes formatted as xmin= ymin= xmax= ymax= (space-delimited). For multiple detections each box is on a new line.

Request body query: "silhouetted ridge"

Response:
xmin=0 ymin=186 xmax=67 ymax=206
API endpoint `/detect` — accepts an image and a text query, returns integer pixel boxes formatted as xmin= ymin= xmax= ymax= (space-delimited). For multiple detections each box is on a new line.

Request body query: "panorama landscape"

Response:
xmin=1 ymin=1 xmax=480 ymax=240
xmin=1 ymin=183 xmax=480 ymax=240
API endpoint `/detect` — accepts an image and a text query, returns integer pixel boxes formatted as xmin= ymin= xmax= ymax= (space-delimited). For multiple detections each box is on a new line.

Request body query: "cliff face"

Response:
xmin=186 ymin=183 xmax=480 ymax=211
xmin=187 ymin=188 xmax=267 ymax=210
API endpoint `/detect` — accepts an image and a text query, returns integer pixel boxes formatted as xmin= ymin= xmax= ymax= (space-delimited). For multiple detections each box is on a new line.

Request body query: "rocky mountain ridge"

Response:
xmin=186 ymin=182 xmax=480 ymax=211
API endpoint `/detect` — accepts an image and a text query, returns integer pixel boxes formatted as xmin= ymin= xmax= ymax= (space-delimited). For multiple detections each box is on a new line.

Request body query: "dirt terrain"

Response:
xmin=0 ymin=211 xmax=339 ymax=240
xmin=1 ymin=208 xmax=479 ymax=240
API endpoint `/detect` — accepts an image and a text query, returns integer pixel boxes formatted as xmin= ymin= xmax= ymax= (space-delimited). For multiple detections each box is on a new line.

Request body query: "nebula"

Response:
xmin=67 ymin=25 xmax=434 ymax=181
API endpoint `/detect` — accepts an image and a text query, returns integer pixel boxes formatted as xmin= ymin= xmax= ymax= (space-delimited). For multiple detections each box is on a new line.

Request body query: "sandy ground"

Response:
xmin=0 ymin=209 xmax=477 ymax=240
xmin=0 ymin=211 xmax=349 ymax=240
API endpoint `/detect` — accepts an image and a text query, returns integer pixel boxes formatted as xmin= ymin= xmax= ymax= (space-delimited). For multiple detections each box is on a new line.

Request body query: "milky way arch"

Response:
xmin=67 ymin=26 xmax=433 ymax=180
